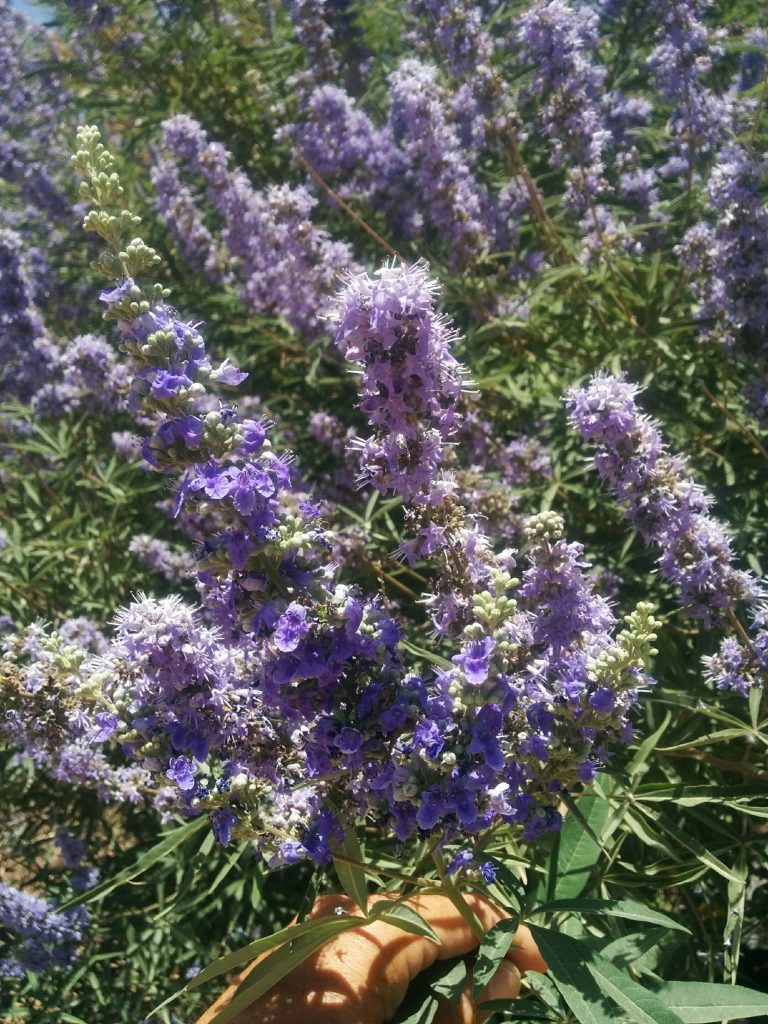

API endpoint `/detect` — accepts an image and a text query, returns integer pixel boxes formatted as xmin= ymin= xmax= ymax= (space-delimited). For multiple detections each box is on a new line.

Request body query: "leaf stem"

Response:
xmin=431 ymin=846 xmax=486 ymax=942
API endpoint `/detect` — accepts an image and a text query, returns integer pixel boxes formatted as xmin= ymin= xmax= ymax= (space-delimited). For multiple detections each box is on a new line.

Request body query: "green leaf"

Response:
xmin=472 ymin=918 xmax=519 ymax=1000
xmin=533 ymin=898 xmax=690 ymax=935
xmin=431 ymin=957 xmax=468 ymax=1004
xmin=475 ymin=998 xmax=552 ymax=1019
xmin=642 ymin=809 xmax=743 ymax=883
xmin=399 ymin=638 xmax=454 ymax=671
xmin=651 ymin=981 xmax=768 ymax=1022
xmin=599 ymin=927 xmax=673 ymax=973
xmin=57 ymin=817 xmax=207 ymax=910
xmin=635 ymin=783 xmax=768 ymax=805
xmin=333 ymin=826 xmax=369 ymax=914
xmin=369 ymin=901 xmax=441 ymax=943
xmin=208 ymin=918 xmax=364 ymax=1024
xmin=529 ymin=925 xmax=686 ymax=1024
xmin=525 ymin=926 xmax=621 ymax=1024
xmin=548 ymin=792 xmax=611 ymax=901
xmin=749 ymin=686 xmax=763 ymax=730
xmin=724 ymin=846 xmax=748 ymax=984
xmin=629 ymin=712 xmax=672 ymax=773
xmin=391 ymin=957 xmax=466 ymax=1024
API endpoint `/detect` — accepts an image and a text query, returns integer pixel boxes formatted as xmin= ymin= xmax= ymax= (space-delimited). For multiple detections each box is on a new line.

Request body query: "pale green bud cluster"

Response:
xmin=72 ymin=124 xmax=169 ymax=308
xmin=471 ymin=570 xmax=520 ymax=632
xmin=523 ymin=509 xmax=565 ymax=543
xmin=591 ymin=601 xmax=660 ymax=689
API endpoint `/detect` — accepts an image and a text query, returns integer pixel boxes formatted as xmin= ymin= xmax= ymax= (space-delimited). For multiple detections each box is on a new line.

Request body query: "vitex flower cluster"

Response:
xmin=3 ymin=125 xmax=653 ymax=868
xmin=0 ymin=883 xmax=89 ymax=978
xmin=154 ymin=114 xmax=357 ymax=341
xmin=646 ymin=0 xmax=731 ymax=179
xmin=566 ymin=374 xmax=760 ymax=627
xmin=0 ymin=0 xmax=74 ymax=234
xmin=0 ymin=229 xmax=61 ymax=405
xmin=678 ymin=145 xmax=768 ymax=423
xmin=567 ymin=374 xmax=767 ymax=695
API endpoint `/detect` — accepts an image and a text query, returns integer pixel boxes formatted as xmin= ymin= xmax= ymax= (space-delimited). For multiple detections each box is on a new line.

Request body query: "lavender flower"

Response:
xmin=128 ymin=534 xmax=196 ymax=584
xmin=1 ymin=625 xmax=152 ymax=803
xmin=57 ymin=617 xmax=108 ymax=655
xmin=0 ymin=1 xmax=75 ymax=229
xmin=0 ymin=230 xmax=61 ymax=403
xmin=332 ymin=261 xmax=469 ymax=500
xmin=32 ymin=333 xmax=126 ymax=418
xmin=157 ymin=115 xmax=356 ymax=340
xmin=566 ymin=374 xmax=759 ymax=625
xmin=407 ymin=0 xmax=496 ymax=79
xmin=46 ymin=128 xmax=666 ymax=868
xmin=0 ymin=883 xmax=89 ymax=976
xmin=738 ymin=27 xmax=768 ymax=93
xmin=278 ymin=84 xmax=416 ymax=235
xmin=55 ymin=831 xmax=101 ymax=890
xmin=151 ymin=156 xmax=234 ymax=286
xmin=388 ymin=59 xmax=497 ymax=266
xmin=677 ymin=146 xmax=768 ymax=420
xmin=517 ymin=1 xmax=612 ymax=211
xmin=368 ymin=514 xmax=660 ymax=843
xmin=704 ymin=606 xmax=768 ymax=696
xmin=646 ymin=0 xmax=731 ymax=177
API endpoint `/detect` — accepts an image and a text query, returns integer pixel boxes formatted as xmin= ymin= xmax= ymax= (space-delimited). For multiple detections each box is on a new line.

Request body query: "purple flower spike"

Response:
xmin=566 ymin=373 xmax=759 ymax=626
xmin=333 ymin=260 xmax=469 ymax=501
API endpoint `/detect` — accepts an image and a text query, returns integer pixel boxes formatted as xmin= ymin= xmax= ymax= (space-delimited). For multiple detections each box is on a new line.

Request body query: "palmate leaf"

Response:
xmin=528 ymin=925 xmax=686 ymax=1024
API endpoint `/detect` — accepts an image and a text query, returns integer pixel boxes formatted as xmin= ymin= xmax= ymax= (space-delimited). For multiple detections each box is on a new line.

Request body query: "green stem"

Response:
xmin=431 ymin=847 xmax=485 ymax=942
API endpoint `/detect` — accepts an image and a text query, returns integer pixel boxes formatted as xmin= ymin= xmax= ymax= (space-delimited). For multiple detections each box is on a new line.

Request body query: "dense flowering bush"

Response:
xmin=1 ymin=1 xmax=768 ymax=1023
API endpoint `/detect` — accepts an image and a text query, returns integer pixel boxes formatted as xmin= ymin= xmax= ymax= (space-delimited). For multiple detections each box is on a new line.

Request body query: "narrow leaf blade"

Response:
xmin=533 ymin=898 xmax=690 ymax=934
xmin=369 ymin=901 xmax=441 ymax=943
xmin=472 ymin=918 xmax=519 ymax=1000
xmin=652 ymin=981 xmax=768 ymax=1022
xmin=58 ymin=817 xmax=207 ymax=910
xmin=209 ymin=919 xmax=363 ymax=1024
xmin=529 ymin=925 xmax=686 ymax=1024
xmin=187 ymin=913 xmax=365 ymax=991
xmin=333 ymin=826 xmax=369 ymax=914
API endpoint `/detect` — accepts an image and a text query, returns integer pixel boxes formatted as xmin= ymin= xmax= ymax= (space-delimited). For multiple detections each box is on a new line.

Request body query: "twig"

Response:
xmin=431 ymin=845 xmax=485 ymax=941
xmin=296 ymin=151 xmax=400 ymax=259
xmin=699 ymin=380 xmax=768 ymax=464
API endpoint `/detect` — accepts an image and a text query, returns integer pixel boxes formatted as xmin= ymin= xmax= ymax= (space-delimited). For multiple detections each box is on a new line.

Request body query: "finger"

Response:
xmin=434 ymin=994 xmax=466 ymax=1024
xmin=505 ymin=924 xmax=548 ymax=975
xmin=308 ymin=893 xmax=507 ymax=983
xmin=433 ymin=958 xmax=524 ymax=1024
xmin=478 ymin=958 xmax=522 ymax=1007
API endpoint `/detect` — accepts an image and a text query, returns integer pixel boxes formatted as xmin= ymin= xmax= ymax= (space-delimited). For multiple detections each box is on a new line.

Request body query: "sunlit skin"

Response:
xmin=196 ymin=893 xmax=548 ymax=1024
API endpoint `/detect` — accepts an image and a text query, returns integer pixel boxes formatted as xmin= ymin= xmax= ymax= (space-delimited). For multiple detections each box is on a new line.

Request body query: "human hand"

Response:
xmin=195 ymin=892 xmax=548 ymax=1024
